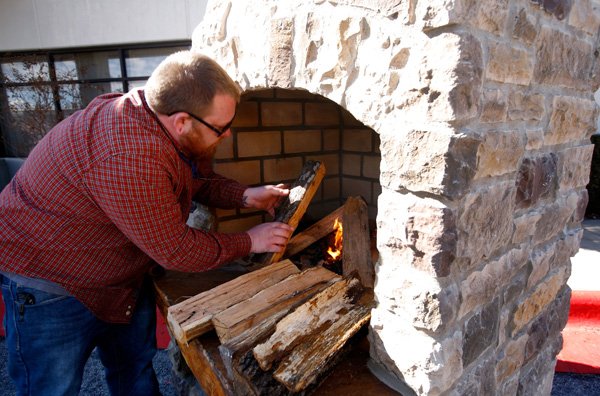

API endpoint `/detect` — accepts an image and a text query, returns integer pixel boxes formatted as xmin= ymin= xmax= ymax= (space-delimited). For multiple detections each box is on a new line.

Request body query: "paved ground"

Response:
xmin=1 ymin=221 xmax=600 ymax=395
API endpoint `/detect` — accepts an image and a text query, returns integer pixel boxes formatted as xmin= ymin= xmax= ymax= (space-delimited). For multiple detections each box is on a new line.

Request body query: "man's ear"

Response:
xmin=171 ymin=113 xmax=190 ymax=137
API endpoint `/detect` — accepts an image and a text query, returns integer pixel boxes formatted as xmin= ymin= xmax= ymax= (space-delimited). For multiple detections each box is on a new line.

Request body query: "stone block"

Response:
xmin=511 ymin=268 xmax=567 ymax=336
xmin=369 ymin=309 xmax=464 ymax=395
xmin=557 ymin=144 xmax=595 ymax=191
xmin=512 ymin=212 xmax=542 ymax=245
xmin=457 ymin=183 xmax=515 ymax=262
xmin=568 ymin=0 xmax=600 ymax=36
xmin=462 ymin=298 xmax=500 ymax=367
xmin=268 ymin=18 xmax=294 ymax=87
xmin=533 ymin=199 xmax=577 ymax=245
xmin=283 ymin=129 xmax=322 ymax=153
xmin=480 ymin=89 xmax=507 ymax=123
xmin=547 ymin=96 xmax=597 ymax=146
xmin=380 ymin=128 xmax=480 ymax=199
xmin=377 ymin=191 xmax=458 ymax=278
xmin=415 ymin=0 xmax=509 ymax=34
xmin=508 ymin=91 xmax=545 ymax=121
xmin=474 ymin=130 xmax=525 ymax=180
xmin=515 ymin=153 xmax=558 ymax=209
xmin=237 ymin=131 xmax=282 ymax=157
xmin=527 ymin=243 xmax=554 ymax=289
xmin=214 ymin=134 xmax=234 ymax=160
xmin=459 ymin=247 xmax=528 ymax=319
xmin=495 ymin=333 xmax=528 ymax=384
xmin=525 ymin=128 xmax=544 ymax=151
xmin=517 ymin=338 xmax=563 ymax=396
xmin=448 ymin=354 xmax=496 ymax=396
xmin=511 ymin=8 xmax=537 ymax=44
xmin=486 ymin=41 xmax=533 ymax=85
xmin=534 ymin=27 xmax=594 ymax=91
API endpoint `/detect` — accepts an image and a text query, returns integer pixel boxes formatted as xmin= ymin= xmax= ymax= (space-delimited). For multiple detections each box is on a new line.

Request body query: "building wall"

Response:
xmin=0 ymin=0 xmax=208 ymax=51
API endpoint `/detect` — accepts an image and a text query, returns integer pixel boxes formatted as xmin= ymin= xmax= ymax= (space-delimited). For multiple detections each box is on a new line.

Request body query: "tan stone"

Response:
xmin=525 ymin=128 xmax=544 ymax=151
xmin=305 ymin=102 xmax=341 ymax=125
xmin=369 ymin=309 xmax=463 ymax=395
xmin=508 ymin=92 xmax=545 ymax=121
xmin=527 ymin=244 xmax=554 ymax=289
xmin=268 ymin=18 xmax=294 ymax=87
xmin=546 ymin=96 xmax=597 ymax=146
xmin=512 ymin=8 xmax=537 ymax=44
xmin=263 ymin=157 xmax=304 ymax=182
xmin=457 ymin=183 xmax=516 ymax=262
xmin=534 ymin=27 xmax=594 ymax=91
xmin=557 ymin=145 xmax=595 ymax=190
xmin=474 ymin=130 xmax=525 ymax=179
xmin=261 ymin=102 xmax=303 ymax=126
xmin=342 ymin=129 xmax=374 ymax=152
xmin=380 ymin=127 xmax=480 ymax=198
xmin=486 ymin=41 xmax=533 ymax=85
xmin=495 ymin=334 xmax=528 ymax=384
xmin=568 ymin=0 xmax=600 ymax=36
xmin=480 ymin=89 xmax=507 ymax=123
xmin=512 ymin=212 xmax=541 ymax=245
xmin=512 ymin=268 xmax=567 ymax=336
xmin=459 ymin=248 xmax=527 ymax=319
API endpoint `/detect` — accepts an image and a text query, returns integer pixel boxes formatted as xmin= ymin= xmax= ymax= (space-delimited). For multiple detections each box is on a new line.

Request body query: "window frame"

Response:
xmin=0 ymin=40 xmax=191 ymax=157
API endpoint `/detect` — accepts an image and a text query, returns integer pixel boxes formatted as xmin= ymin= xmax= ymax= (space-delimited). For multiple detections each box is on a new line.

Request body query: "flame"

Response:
xmin=326 ymin=218 xmax=343 ymax=261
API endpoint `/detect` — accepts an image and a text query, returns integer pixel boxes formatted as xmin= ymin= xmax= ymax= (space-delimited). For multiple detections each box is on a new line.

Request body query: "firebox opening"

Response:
xmin=211 ymin=88 xmax=381 ymax=239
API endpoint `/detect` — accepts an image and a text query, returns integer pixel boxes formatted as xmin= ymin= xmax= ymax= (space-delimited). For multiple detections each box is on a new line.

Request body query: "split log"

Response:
xmin=273 ymin=303 xmax=371 ymax=392
xmin=342 ymin=196 xmax=374 ymax=288
xmin=212 ymin=266 xmax=340 ymax=342
xmin=283 ymin=205 xmax=344 ymax=259
xmin=252 ymin=276 xmax=364 ymax=371
xmin=167 ymin=259 xmax=300 ymax=344
xmin=218 ymin=313 xmax=289 ymax=395
xmin=249 ymin=160 xmax=326 ymax=269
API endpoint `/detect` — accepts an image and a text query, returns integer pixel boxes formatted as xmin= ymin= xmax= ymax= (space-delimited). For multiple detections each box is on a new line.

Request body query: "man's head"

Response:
xmin=145 ymin=50 xmax=240 ymax=116
xmin=145 ymin=51 xmax=240 ymax=160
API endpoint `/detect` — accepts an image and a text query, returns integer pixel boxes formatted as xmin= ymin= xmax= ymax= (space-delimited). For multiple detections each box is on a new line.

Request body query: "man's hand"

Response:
xmin=247 ymin=222 xmax=294 ymax=253
xmin=243 ymin=184 xmax=289 ymax=217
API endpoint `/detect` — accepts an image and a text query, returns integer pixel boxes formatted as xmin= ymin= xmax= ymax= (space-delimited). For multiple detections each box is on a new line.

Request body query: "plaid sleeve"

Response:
xmin=82 ymin=154 xmax=251 ymax=272
xmin=193 ymin=159 xmax=248 ymax=209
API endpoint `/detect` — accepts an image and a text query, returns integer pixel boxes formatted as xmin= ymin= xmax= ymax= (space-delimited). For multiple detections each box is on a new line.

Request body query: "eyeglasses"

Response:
xmin=169 ymin=111 xmax=234 ymax=137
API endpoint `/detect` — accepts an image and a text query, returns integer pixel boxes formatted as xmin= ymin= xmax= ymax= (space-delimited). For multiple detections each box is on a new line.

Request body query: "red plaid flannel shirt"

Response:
xmin=0 ymin=89 xmax=251 ymax=323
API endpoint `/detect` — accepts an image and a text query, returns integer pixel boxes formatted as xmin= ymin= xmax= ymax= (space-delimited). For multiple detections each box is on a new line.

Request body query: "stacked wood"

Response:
xmin=249 ymin=160 xmax=326 ymax=269
xmin=167 ymin=260 xmax=300 ymax=345
xmin=218 ymin=275 xmax=372 ymax=395
xmin=212 ymin=266 xmax=340 ymax=342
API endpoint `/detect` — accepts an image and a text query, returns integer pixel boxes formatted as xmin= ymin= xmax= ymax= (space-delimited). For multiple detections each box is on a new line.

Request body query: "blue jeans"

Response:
xmin=1 ymin=275 xmax=160 ymax=396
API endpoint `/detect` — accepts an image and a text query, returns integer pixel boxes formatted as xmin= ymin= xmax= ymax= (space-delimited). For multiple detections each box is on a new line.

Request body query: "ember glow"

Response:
xmin=326 ymin=218 xmax=343 ymax=261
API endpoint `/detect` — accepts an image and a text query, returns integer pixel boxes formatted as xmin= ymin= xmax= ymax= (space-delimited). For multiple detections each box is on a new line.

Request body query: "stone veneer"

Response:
xmin=192 ymin=0 xmax=600 ymax=394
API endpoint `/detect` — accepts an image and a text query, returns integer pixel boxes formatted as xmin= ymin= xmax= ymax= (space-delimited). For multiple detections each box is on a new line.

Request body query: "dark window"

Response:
xmin=0 ymin=41 xmax=190 ymax=157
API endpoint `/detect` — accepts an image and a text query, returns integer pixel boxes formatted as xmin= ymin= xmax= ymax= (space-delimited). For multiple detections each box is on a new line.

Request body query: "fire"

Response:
xmin=326 ymin=218 xmax=343 ymax=261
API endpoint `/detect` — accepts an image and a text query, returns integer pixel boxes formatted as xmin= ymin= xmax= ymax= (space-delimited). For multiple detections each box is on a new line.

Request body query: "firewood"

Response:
xmin=283 ymin=205 xmax=344 ymax=258
xmin=218 ymin=313 xmax=288 ymax=395
xmin=249 ymin=160 xmax=326 ymax=269
xmin=212 ymin=266 xmax=340 ymax=342
xmin=167 ymin=259 xmax=300 ymax=344
xmin=342 ymin=196 xmax=374 ymax=288
xmin=273 ymin=303 xmax=371 ymax=392
xmin=252 ymin=276 xmax=363 ymax=371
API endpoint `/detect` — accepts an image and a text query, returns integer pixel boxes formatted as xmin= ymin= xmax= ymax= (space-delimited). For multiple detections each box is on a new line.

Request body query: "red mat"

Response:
xmin=556 ymin=290 xmax=600 ymax=374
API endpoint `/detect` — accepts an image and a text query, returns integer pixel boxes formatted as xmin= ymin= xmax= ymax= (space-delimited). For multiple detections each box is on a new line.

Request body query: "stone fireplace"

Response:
xmin=191 ymin=0 xmax=600 ymax=394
